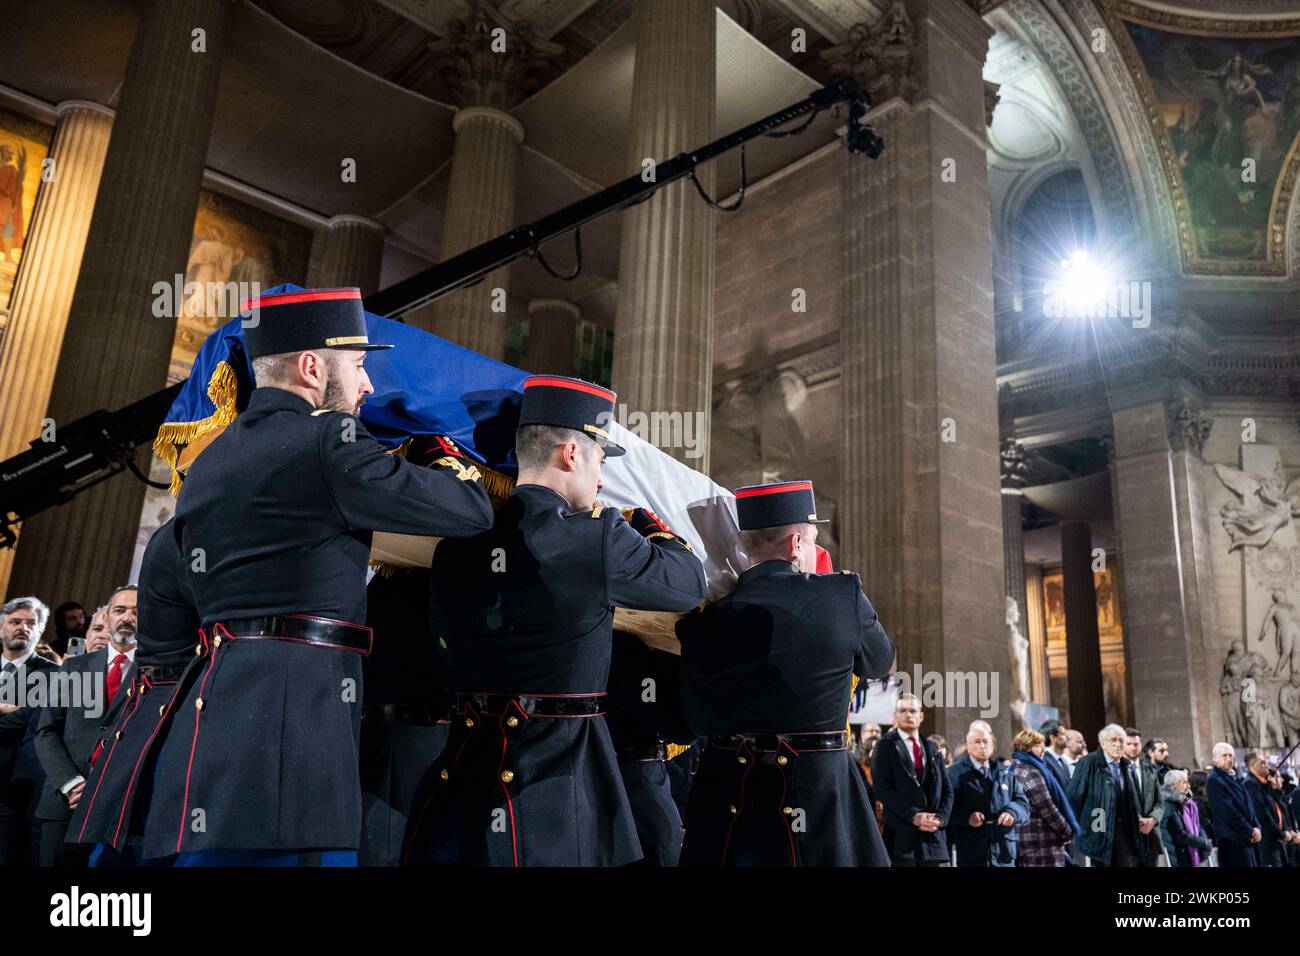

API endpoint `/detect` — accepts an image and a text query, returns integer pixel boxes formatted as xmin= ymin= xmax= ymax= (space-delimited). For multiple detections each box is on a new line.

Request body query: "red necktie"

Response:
xmin=911 ymin=736 xmax=924 ymax=778
xmin=106 ymin=653 xmax=125 ymax=705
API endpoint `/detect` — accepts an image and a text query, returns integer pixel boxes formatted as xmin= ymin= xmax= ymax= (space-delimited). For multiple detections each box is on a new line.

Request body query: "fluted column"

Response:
xmin=307 ymin=215 xmax=385 ymax=296
xmin=7 ymin=0 xmax=232 ymax=607
xmin=0 ymin=101 xmax=114 ymax=596
xmin=522 ymin=298 xmax=577 ymax=375
xmin=610 ymin=0 xmax=715 ymax=470
xmin=1060 ymin=520 xmax=1106 ymax=743
xmin=832 ymin=0 xmax=1004 ymax=742
xmin=407 ymin=4 xmax=560 ymax=358
xmin=420 ymin=107 xmax=523 ymax=356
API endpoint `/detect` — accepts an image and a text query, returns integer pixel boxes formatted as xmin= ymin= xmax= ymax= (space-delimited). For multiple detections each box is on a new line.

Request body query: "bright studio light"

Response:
xmin=1051 ymin=250 xmax=1114 ymax=318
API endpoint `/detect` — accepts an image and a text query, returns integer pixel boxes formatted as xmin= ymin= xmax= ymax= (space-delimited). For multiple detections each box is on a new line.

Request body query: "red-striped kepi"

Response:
xmin=733 ymin=480 xmax=829 ymax=530
xmin=518 ymin=375 xmax=625 ymax=456
xmin=239 ymin=287 xmax=392 ymax=358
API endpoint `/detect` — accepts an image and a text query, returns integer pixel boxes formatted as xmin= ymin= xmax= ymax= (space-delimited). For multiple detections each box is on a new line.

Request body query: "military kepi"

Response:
xmin=518 ymin=375 xmax=625 ymax=456
xmin=734 ymin=480 xmax=828 ymax=530
xmin=240 ymin=287 xmax=392 ymax=358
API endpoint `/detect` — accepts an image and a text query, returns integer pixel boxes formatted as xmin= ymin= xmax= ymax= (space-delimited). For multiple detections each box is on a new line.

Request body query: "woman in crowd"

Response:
xmin=1011 ymin=729 xmax=1078 ymax=867
xmin=928 ymin=734 xmax=950 ymax=769
xmin=1160 ymin=768 xmax=1213 ymax=867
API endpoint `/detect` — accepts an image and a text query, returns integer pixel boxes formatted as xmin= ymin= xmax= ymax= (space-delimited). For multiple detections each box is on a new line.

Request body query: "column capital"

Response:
xmin=55 ymin=99 xmax=115 ymax=120
xmin=325 ymin=214 xmax=385 ymax=234
xmin=1000 ymin=436 xmax=1029 ymax=490
xmin=821 ymin=0 xmax=919 ymax=106
xmin=1166 ymin=397 xmax=1213 ymax=457
xmin=527 ymin=298 xmax=580 ymax=320
xmin=451 ymin=105 xmax=525 ymax=144
xmin=431 ymin=2 xmax=563 ymax=111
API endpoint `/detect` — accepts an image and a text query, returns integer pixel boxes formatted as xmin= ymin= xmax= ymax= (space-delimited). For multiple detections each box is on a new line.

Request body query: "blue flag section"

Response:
xmin=154 ymin=283 xmax=530 ymax=493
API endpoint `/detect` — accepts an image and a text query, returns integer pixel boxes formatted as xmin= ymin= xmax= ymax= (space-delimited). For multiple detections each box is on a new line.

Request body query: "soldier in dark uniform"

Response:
xmin=402 ymin=375 xmax=708 ymax=866
xmin=676 ymin=480 xmax=896 ymax=867
xmin=141 ymin=287 xmax=494 ymax=865
xmin=359 ymin=565 xmax=451 ymax=866
xmin=606 ymin=629 xmax=693 ymax=867
xmin=66 ymin=519 xmax=198 ymax=865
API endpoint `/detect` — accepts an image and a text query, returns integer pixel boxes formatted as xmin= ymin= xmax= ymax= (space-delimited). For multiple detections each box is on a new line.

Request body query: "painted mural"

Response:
xmin=1111 ymin=3 xmax=1300 ymax=275
xmin=0 ymin=109 xmax=51 ymax=332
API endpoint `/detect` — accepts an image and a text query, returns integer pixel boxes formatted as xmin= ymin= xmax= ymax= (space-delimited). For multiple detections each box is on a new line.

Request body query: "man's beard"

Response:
xmin=322 ymin=372 xmax=359 ymax=415
xmin=109 ymin=627 xmax=137 ymax=648
xmin=2 ymin=634 xmax=31 ymax=652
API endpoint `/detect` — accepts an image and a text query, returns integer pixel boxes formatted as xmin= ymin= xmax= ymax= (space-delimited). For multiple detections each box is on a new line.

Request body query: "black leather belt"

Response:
xmin=450 ymin=692 xmax=605 ymax=718
xmin=616 ymin=740 xmax=669 ymax=762
xmin=212 ymin=614 xmax=373 ymax=655
xmin=136 ymin=662 xmax=189 ymax=684
xmin=707 ymin=731 xmax=848 ymax=753
xmin=362 ymin=704 xmax=450 ymax=726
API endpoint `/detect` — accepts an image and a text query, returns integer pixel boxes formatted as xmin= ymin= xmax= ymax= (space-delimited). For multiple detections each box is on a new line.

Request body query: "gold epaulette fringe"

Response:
xmin=666 ymin=742 xmax=692 ymax=761
xmin=479 ymin=464 xmax=515 ymax=501
xmin=152 ymin=360 xmax=239 ymax=497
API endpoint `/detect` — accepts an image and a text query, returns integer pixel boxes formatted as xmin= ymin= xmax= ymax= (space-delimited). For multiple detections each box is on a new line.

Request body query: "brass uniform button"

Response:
xmin=127 ymin=687 xmax=133 ymax=698
xmin=777 ymin=755 xmax=789 ymax=766
xmin=728 ymin=805 xmax=738 ymax=815
xmin=213 ymin=636 xmax=222 ymax=648
xmin=737 ymin=756 xmax=747 ymax=765
xmin=783 ymin=806 xmax=794 ymax=816
xmin=440 ymin=769 xmax=450 ymax=781
xmin=195 ymin=644 xmax=203 ymax=656
xmin=500 ymin=770 xmax=515 ymax=783
xmin=195 ymin=698 xmax=205 ymax=711
xmin=506 ymin=716 xmax=519 ymax=728
xmin=159 ymin=704 xmax=167 ymax=716
xmin=115 ymin=731 xmax=123 ymax=740
xmin=465 ymin=717 xmax=475 ymax=728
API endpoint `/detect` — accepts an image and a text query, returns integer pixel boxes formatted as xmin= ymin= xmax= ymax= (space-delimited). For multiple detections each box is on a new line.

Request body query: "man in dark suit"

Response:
xmin=0 ymin=596 xmax=58 ymax=867
xmin=1068 ymin=723 xmax=1144 ymax=866
xmin=34 ymin=586 xmax=137 ymax=866
xmin=1039 ymin=720 xmax=1072 ymax=791
xmin=65 ymin=521 xmax=199 ymax=865
xmin=947 ymin=721 xmax=1029 ymax=866
xmin=676 ymin=480 xmax=895 ymax=867
xmin=142 ymin=287 xmax=495 ymax=865
xmin=403 ymin=375 xmax=708 ymax=867
xmin=872 ymin=693 xmax=954 ymax=866
xmin=1124 ymin=727 xmax=1165 ymax=866
xmin=1207 ymin=742 xmax=1260 ymax=867
xmin=1243 ymin=751 xmax=1286 ymax=867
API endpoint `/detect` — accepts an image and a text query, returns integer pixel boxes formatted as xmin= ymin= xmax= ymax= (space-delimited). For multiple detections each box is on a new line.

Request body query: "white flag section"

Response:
xmin=370 ymin=420 xmax=743 ymax=604
xmin=597 ymin=421 xmax=742 ymax=601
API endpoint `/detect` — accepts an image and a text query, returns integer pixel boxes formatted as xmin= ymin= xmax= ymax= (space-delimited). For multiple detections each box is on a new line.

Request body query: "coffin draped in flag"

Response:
xmin=155 ymin=284 xmax=740 ymax=612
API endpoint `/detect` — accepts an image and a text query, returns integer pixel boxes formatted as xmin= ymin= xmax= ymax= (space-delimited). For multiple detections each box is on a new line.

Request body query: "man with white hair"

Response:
xmin=0 ymin=596 xmax=57 ymax=866
xmin=947 ymin=721 xmax=1029 ymax=866
xmin=1067 ymin=723 xmax=1144 ymax=866
xmin=1207 ymin=741 xmax=1261 ymax=867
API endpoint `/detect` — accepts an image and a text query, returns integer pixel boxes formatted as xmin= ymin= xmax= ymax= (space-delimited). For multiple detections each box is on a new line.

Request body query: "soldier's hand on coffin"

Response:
xmin=410 ymin=435 xmax=482 ymax=483
xmin=621 ymin=506 xmax=681 ymax=543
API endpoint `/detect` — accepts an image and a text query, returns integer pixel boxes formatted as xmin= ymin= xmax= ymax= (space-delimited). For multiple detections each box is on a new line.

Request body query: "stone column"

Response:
xmin=0 ymin=101 xmax=114 ymax=595
xmin=1024 ymin=563 xmax=1051 ymax=704
xmin=522 ymin=298 xmax=577 ymax=375
xmin=1109 ymin=399 xmax=1217 ymax=765
xmin=830 ymin=0 xmax=1006 ymax=742
xmin=306 ymin=215 xmax=385 ymax=296
xmin=1060 ymin=520 xmax=1106 ymax=742
xmin=610 ymin=0 xmax=716 ymax=470
xmin=6 ymin=0 xmax=232 ymax=608
xmin=407 ymin=6 xmax=559 ymax=358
